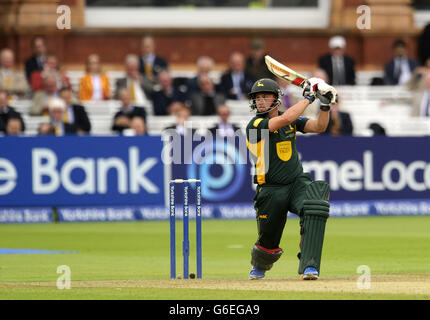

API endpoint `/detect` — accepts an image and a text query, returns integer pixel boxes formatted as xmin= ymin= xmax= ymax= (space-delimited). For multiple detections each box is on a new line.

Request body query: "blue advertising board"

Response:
xmin=1 ymin=135 xmax=429 ymax=222
xmin=0 ymin=136 xmax=164 ymax=206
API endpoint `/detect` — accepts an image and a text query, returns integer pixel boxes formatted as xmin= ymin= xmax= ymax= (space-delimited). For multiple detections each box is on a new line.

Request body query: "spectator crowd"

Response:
xmin=1 ymin=28 xmax=430 ymax=137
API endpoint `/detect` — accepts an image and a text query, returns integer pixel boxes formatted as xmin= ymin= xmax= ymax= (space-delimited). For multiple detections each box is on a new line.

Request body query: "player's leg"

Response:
xmin=250 ymin=185 xmax=289 ymax=279
xmin=289 ymin=173 xmax=330 ymax=280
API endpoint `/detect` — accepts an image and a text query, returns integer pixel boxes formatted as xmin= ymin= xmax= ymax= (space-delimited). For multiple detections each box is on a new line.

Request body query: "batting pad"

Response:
xmin=298 ymin=181 xmax=330 ymax=275
xmin=251 ymin=245 xmax=283 ymax=271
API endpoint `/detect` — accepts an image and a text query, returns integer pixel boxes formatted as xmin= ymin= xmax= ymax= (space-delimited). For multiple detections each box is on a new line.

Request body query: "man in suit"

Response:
xmin=44 ymin=97 xmax=77 ymax=136
xmin=190 ymin=75 xmax=225 ymax=116
xmin=25 ymin=36 xmax=47 ymax=83
xmin=208 ymin=104 xmax=241 ymax=137
xmin=152 ymin=70 xmax=188 ymax=115
xmin=0 ymin=90 xmax=25 ymax=133
xmin=31 ymin=73 xmax=59 ymax=116
xmin=163 ymin=103 xmax=196 ymax=136
xmin=115 ymin=54 xmax=153 ymax=106
xmin=411 ymin=71 xmax=430 ymax=117
xmin=219 ymin=52 xmax=255 ymax=100
xmin=0 ymin=49 xmax=29 ymax=99
xmin=318 ymin=36 xmax=356 ymax=86
xmin=112 ymin=88 xmax=147 ymax=134
xmin=384 ymin=39 xmax=418 ymax=85
xmin=186 ymin=56 xmax=215 ymax=96
xmin=59 ymin=87 xmax=91 ymax=134
xmin=139 ymin=35 xmax=168 ymax=82
xmin=321 ymin=98 xmax=353 ymax=136
xmin=245 ymin=38 xmax=275 ymax=81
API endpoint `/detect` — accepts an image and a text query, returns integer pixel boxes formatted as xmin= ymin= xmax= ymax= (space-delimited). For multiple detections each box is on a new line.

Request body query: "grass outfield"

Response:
xmin=0 ymin=215 xmax=429 ymax=300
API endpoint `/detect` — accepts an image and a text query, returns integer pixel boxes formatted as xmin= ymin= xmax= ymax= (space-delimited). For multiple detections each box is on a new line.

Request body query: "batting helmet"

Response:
xmin=249 ymin=78 xmax=283 ymax=114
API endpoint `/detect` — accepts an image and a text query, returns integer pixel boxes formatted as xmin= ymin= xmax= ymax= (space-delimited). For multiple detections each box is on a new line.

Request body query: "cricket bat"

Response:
xmin=265 ymin=55 xmax=308 ymax=88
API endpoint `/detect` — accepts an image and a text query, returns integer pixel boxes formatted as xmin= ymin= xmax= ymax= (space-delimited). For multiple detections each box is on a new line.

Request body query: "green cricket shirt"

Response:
xmin=246 ymin=111 xmax=309 ymax=186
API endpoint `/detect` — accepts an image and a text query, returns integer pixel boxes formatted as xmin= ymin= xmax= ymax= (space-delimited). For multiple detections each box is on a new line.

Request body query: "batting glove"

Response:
xmin=302 ymin=81 xmax=316 ymax=104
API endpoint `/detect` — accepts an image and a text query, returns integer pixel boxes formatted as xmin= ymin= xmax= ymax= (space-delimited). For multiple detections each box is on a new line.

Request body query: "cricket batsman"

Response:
xmin=246 ymin=77 xmax=337 ymax=280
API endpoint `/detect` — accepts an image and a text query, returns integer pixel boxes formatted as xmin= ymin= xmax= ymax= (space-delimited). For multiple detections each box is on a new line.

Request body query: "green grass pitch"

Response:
xmin=0 ymin=215 xmax=429 ymax=300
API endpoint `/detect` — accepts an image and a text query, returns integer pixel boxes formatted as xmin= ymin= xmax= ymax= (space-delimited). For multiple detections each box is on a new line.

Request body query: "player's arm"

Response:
xmin=268 ymin=98 xmax=312 ymax=132
xmin=303 ymin=109 xmax=330 ymax=133
xmin=268 ymin=82 xmax=317 ymax=132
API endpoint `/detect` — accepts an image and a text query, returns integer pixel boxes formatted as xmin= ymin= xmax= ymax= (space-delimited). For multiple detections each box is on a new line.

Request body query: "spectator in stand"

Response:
xmin=59 ymin=87 xmax=91 ymax=134
xmin=79 ymin=54 xmax=112 ymax=102
xmin=30 ymin=53 xmax=71 ymax=92
xmin=418 ymin=23 xmax=430 ymax=67
xmin=5 ymin=116 xmax=24 ymax=136
xmin=219 ymin=52 xmax=255 ymax=100
xmin=0 ymin=48 xmax=29 ymax=99
xmin=408 ymin=57 xmax=430 ymax=90
xmin=187 ymin=56 xmax=215 ymax=96
xmin=245 ymin=38 xmax=274 ymax=81
xmin=38 ymin=98 xmax=77 ymax=136
xmin=318 ymin=35 xmax=356 ymax=85
xmin=152 ymin=70 xmax=188 ymax=115
xmin=384 ymin=39 xmax=418 ymax=86
xmin=190 ymin=74 xmax=225 ymax=116
xmin=163 ymin=103 xmax=196 ymax=136
xmin=321 ymin=97 xmax=353 ymax=136
xmin=112 ymin=88 xmax=147 ymax=134
xmin=0 ymin=90 xmax=25 ymax=134
xmin=123 ymin=116 xmax=148 ymax=136
xmin=139 ymin=35 xmax=168 ymax=82
xmin=31 ymin=73 xmax=59 ymax=116
xmin=412 ymin=71 xmax=430 ymax=117
xmin=208 ymin=104 xmax=241 ymax=137
xmin=115 ymin=54 xmax=152 ymax=107
xmin=25 ymin=36 xmax=47 ymax=83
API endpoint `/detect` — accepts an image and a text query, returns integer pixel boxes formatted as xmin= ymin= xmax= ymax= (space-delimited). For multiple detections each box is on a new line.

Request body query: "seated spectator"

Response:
xmin=408 ymin=57 xmax=430 ymax=90
xmin=318 ymin=36 xmax=356 ymax=85
xmin=412 ymin=71 xmax=430 ymax=117
xmin=59 ymin=87 xmax=91 ymax=134
xmin=79 ymin=54 xmax=112 ymax=101
xmin=30 ymin=53 xmax=71 ymax=92
xmin=139 ymin=35 xmax=168 ymax=82
xmin=321 ymin=97 xmax=353 ymax=136
xmin=152 ymin=70 xmax=188 ymax=115
xmin=163 ymin=103 xmax=195 ymax=136
xmin=418 ymin=23 xmax=430 ymax=67
xmin=112 ymin=88 xmax=147 ymax=134
xmin=115 ymin=54 xmax=152 ymax=107
xmin=31 ymin=73 xmax=59 ymax=116
xmin=25 ymin=36 xmax=47 ymax=83
xmin=0 ymin=48 xmax=29 ymax=99
xmin=190 ymin=75 xmax=225 ymax=115
xmin=123 ymin=116 xmax=148 ymax=136
xmin=38 ymin=98 xmax=77 ymax=136
xmin=187 ymin=56 xmax=215 ymax=96
xmin=368 ymin=123 xmax=386 ymax=136
xmin=0 ymin=90 xmax=25 ymax=134
xmin=384 ymin=39 xmax=418 ymax=85
xmin=6 ymin=117 xmax=24 ymax=136
xmin=245 ymin=38 xmax=274 ymax=81
xmin=219 ymin=52 xmax=255 ymax=100
xmin=208 ymin=104 xmax=241 ymax=137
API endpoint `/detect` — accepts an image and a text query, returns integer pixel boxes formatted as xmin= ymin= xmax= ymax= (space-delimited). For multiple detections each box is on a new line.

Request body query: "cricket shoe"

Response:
xmin=249 ymin=266 xmax=266 ymax=280
xmin=301 ymin=267 xmax=319 ymax=280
